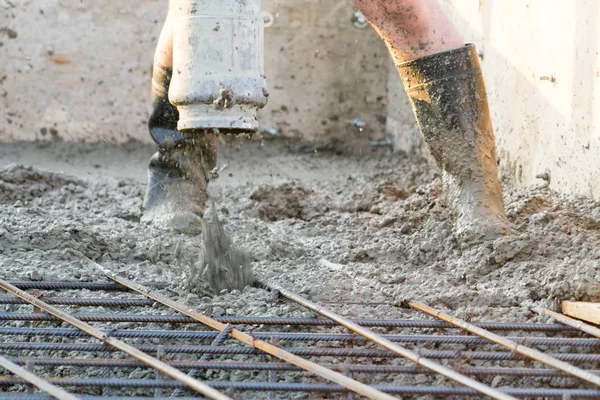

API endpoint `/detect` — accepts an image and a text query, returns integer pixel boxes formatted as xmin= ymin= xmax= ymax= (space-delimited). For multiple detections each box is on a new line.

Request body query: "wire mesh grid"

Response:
xmin=0 ymin=279 xmax=599 ymax=399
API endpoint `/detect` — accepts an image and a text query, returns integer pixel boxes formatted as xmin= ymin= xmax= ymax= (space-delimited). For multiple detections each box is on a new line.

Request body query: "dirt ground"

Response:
xmin=1 ymin=138 xmax=600 ymax=324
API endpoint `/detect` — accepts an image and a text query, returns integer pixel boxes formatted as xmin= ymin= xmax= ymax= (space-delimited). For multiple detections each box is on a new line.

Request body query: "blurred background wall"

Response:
xmin=2 ymin=0 xmax=600 ymax=199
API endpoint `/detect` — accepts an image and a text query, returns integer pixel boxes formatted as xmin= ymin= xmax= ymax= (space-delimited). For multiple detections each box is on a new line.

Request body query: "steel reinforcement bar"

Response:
xmin=0 ymin=297 xmax=154 ymax=307
xmin=1 ymin=378 xmax=600 ymax=398
xmin=410 ymin=301 xmax=600 ymax=388
xmin=535 ymin=307 xmax=600 ymax=339
xmin=5 ymin=342 xmax=600 ymax=361
xmin=95 ymin=267 xmax=400 ymax=400
xmin=0 ymin=311 xmax=575 ymax=331
xmin=6 ymin=357 xmax=600 ymax=378
xmin=7 ymin=282 xmax=128 ymax=291
xmin=0 ymin=397 xmax=206 ymax=400
xmin=0 ymin=355 xmax=80 ymax=400
xmin=170 ymin=324 xmax=233 ymax=397
xmin=0 ymin=279 xmax=232 ymax=400
xmin=270 ymin=285 xmax=517 ymax=400
xmin=0 ymin=327 xmax=596 ymax=347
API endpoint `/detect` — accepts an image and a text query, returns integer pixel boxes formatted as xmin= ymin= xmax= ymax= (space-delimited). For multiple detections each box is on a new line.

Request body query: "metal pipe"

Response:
xmin=0 ymin=355 xmax=80 ymax=400
xmin=169 ymin=0 xmax=268 ymax=133
xmin=0 ymin=278 xmax=232 ymax=400
xmin=535 ymin=307 xmax=600 ymax=338
xmin=0 ymin=312 xmax=574 ymax=330
xmin=100 ymin=268 xmax=399 ymax=400
xmin=2 ymin=378 xmax=600 ymax=398
xmin=4 ymin=342 xmax=600 ymax=361
xmin=7 ymin=281 xmax=127 ymax=291
xmin=410 ymin=301 xmax=600 ymax=388
xmin=9 ymin=357 xmax=598 ymax=377
xmin=274 ymin=285 xmax=516 ymax=400
xmin=0 ymin=327 xmax=596 ymax=346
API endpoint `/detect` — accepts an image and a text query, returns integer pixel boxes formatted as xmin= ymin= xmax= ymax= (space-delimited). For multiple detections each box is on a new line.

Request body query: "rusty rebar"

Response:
xmin=0 ymin=297 xmax=154 ymax=307
xmin=2 ymin=377 xmax=600 ymax=398
xmin=0 ymin=278 xmax=232 ymax=400
xmin=273 ymin=285 xmax=516 ymax=400
xmin=4 ymin=341 xmax=600 ymax=361
xmin=0 ymin=327 xmax=596 ymax=347
xmin=8 ymin=357 xmax=600 ymax=377
xmin=411 ymin=301 xmax=600 ymax=387
xmin=100 ymin=268 xmax=399 ymax=400
xmin=0 ymin=355 xmax=80 ymax=400
xmin=7 ymin=281 xmax=127 ymax=291
xmin=535 ymin=307 xmax=600 ymax=338
xmin=0 ymin=312 xmax=574 ymax=330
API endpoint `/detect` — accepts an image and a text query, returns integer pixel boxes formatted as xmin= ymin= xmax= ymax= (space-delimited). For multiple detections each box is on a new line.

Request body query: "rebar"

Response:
xmin=274 ymin=285 xmax=516 ymax=400
xmin=2 ymin=278 xmax=599 ymax=399
xmin=0 ymin=278 xmax=232 ymax=400
xmin=0 ymin=312 xmax=574 ymax=330
xmin=536 ymin=307 xmax=600 ymax=339
xmin=7 ymin=282 xmax=127 ymax=291
xmin=0 ymin=297 xmax=393 ymax=308
xmin=4 ymin=341 xmax=600 ymax=361
xmin=0 ymin=397 xmax=206 ymax=400
xmin=2 ymin=378 xmax=600 ymax=398
xmin=171 ymin=324 xmax=233 ymax=398
xmin=0 ymin=297 xmax=154 ymax=307
xmin=102 ymin=352 xmax=110 ymax=397
xmin=101 ymin=267 xmax=398 ymax=400
xmin=0 ymin=327 xmax=596 ymax=346
xmin=411 ymin=301 xmax=600 ymax=387
xmin=0 ymin=355 xmax=80 ymax=400
xmin=9 ymin=357 xmax=599 ymax=377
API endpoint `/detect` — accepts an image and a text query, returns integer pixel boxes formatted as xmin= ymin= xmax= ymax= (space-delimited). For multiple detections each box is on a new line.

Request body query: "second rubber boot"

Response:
xmin=397 ymin=44 xmax=510 ymax=244
xmin=141 ymin=62 xmax=218 ymax=234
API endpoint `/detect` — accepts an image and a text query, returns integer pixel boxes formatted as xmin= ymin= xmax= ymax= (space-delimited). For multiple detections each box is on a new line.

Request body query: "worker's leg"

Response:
xmin=355 ymin=0 xmax=509 ymax=243
xmin=141 ymin=4 xmax=218 ymax=234
xmin=154 ymin=7 xmax=174 ymax=68
xmin=354 ymin=0 xmax=462 ymax=62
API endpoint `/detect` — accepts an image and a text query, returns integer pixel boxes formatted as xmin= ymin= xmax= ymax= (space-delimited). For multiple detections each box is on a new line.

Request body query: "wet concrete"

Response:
xmin=1 ymin=139 xmax=600 ymax=325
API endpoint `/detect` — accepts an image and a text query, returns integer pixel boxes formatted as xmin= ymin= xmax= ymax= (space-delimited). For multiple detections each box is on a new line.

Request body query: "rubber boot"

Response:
xmin=397 ymin=44 xmax=510 ymax=244
xmin=141 ymin=62 xmax=218 ymax=234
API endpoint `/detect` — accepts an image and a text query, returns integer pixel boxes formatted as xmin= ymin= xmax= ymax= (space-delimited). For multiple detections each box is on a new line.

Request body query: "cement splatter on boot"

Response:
xmin=397 ymin=44 xmax=511 ymax=246
xmin=186 ymin=200 xmax=254 ymax=295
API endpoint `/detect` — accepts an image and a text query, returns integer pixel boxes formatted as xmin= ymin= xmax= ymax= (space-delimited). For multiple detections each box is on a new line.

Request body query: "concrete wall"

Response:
xmin=0 ymin=0 xmax=389 ymax=147
xmin=388 ymin=0 xmax=600 ymax=199
xmin=4 ymin=0 xmax=600 ymax=200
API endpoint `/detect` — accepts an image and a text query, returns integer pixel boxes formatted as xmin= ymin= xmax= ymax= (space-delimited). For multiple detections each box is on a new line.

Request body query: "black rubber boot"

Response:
xmin=397 ymin=44 xmax=510 ymax=244
xmin=141 ymin=62 xmax=218 ymax=234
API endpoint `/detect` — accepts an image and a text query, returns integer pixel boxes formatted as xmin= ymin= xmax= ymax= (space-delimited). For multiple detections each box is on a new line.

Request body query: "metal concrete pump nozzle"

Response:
xmin=142 ymin=0 xmax=266 ymax=292
xmin=169 ymin=0 xmax=268 ymax=134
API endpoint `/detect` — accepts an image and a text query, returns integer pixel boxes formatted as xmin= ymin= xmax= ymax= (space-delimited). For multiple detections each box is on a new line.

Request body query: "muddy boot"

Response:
xmin=397 ymin=44 xmax=510 ymax=244
xmin=141 ymin=63 xmax=218 ymax=234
